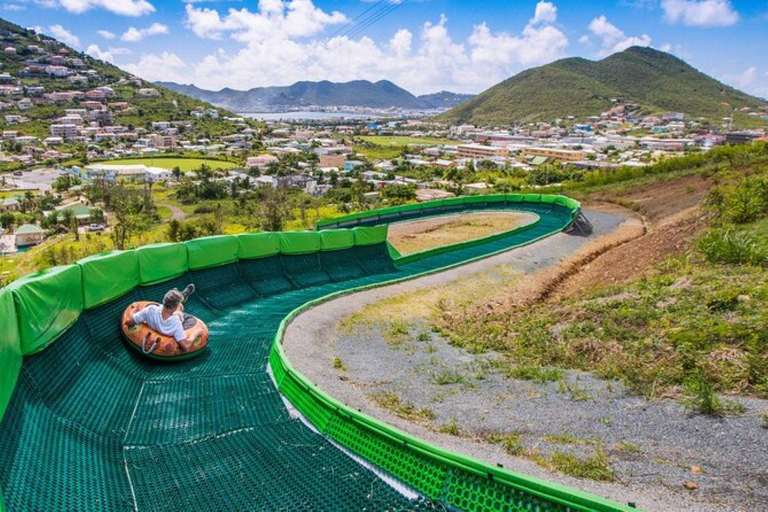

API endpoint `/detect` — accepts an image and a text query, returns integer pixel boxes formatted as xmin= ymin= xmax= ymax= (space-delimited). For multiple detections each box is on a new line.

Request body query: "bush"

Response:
xmin=697 ymin=229 xmax=767 ymax=265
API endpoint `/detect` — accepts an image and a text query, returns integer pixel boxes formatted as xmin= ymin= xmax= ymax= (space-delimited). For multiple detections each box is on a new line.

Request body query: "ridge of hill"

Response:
xmin=438 ymin=46 xmax=767 ymax=126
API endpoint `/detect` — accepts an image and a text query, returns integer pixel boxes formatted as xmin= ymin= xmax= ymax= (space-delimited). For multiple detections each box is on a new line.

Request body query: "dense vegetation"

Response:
xmin=438 ymin=46 xmax=767 ymax=126
xmin=436 ymin=142 xmax=768 ymax=415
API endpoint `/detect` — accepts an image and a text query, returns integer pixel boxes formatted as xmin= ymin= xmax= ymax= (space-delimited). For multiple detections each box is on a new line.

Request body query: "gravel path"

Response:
xmin=283 ymin=208 xmax=768 ymax=512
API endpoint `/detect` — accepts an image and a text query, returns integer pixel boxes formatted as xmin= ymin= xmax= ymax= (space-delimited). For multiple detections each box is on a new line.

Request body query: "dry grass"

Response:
xmin=388 ymin=212 xmax=534 ymax=256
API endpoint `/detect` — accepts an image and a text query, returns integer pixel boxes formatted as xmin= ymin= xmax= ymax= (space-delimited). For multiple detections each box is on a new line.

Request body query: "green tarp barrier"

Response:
xmin=353 ymin=226 xmax=388 ymax=246
xmin=523 ymin=193 xmax=541 ymax=203
xmin=237 ymin=232 xmax=281 ymax=259
xmin=186 ymin=235 xmax=238 ymax=270
xmin=506 ymin=194 xmax=524 ymax=203
xmin=280 ymin=231 xmax=321 ymax=255
xmin=319 ymin=229 xmax=355 ymax=251
xmin=6 ymin=265 xmax=82 ymax=355
xmin=78 ymin=250 xmax=139 ymax=309
xmin=136 ymin=243 xmax=188 ymax=285
xmin=0 ymin=289 xmax=21 ymax=420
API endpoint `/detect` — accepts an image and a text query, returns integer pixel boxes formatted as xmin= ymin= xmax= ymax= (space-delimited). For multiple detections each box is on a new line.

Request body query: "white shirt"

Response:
xmin=132 ymin=304 xmax=186 ymax=342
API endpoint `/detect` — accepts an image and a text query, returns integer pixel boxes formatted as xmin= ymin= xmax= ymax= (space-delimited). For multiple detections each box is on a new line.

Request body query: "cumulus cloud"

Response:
xmin=97 ymin=29 xmax=116 ymax=40
xmin=86 ymin=44 xmax=130 ymax=63
xmin=51 ymin=0 xmax=155 ymax=16
xmin=661 ymin=0 xmax=739 ymax=27
xmin=588 ymin=15 xmax=651 ymax=55
xmin=721 ymin=66 xmax=768 ymax=98
xmin=1 ymin=4 xmax=26 ymax=11
xmin=121 ymin=52 xmax=188 ymax=83
xmin=124 ymin=0 xmax=568 ymax=94
xmin=530 ymin=1 xmax=557 ymax=25
xmin=47 ymin=24 xmax=81 ymax=47
xmin=121 ymin=23 xmax=169 ymax=42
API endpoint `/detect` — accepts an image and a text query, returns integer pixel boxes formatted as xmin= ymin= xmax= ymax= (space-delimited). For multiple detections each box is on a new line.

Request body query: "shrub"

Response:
xmin=697 ymin=229 xmax=767 ymax=265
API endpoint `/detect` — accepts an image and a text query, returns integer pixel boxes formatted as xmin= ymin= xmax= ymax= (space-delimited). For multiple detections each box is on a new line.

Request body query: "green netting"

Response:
xmin=236 ymin=231 xmax=281 ymax=259
xmin=0 ymin=289 xmax=21 ymax=420
xmin=279 ymin=231 xmax=321 ymax=254
xmin=5 ymin=265 xmax=82 ymax=355
xmin=0 ymin=198 xmax=630 ymax=512
xmin=78 ymin=250 xmax=139 ymax=309
xmin=319 ymin=229 xmax=355 ymax=251
xmin=186 ymin=235 xmax=238 ymax=270
xmin=353 ymin=225 xmax=388 ymax=246
xmin=135 ymin=243 xmax=188 ymax=285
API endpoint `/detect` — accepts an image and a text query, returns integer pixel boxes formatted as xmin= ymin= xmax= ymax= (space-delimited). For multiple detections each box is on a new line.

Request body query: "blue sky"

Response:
xmin=1 ymin=0 xmax=766 ymax=97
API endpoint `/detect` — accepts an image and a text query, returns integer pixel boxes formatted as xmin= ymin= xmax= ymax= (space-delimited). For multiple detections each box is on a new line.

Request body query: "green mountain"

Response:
xmin=438 ymin=47 xmax=768 ymax=126
xmin=158 ymin=80 xmax=429 ymax=111
xmin=0 ymin=18 xmax=252 ymax=142
xmin=158 ymin=80 xmax=476 ymax=111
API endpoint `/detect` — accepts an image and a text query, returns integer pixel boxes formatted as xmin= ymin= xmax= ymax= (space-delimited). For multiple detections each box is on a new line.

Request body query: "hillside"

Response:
xmin=438 ymin=46 xmax=768 ymax=126
xmin=0 ymin=18 xmax=251 ymax=148
xmin=159 ymin=80 xmax=474 ymax=111
xmin=416 ymin=91 xmax=476 ymax=109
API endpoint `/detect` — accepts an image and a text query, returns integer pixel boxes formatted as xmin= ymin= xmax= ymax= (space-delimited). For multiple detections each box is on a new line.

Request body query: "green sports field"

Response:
xmin=102 ymin=158 xmax=239 ymax=172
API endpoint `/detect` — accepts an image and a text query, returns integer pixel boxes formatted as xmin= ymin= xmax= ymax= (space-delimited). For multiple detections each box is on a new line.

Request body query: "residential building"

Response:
xmin=520 ymin=147 xmax=585 ymax=162
xmin=246 ymin=154 xmax=279 ymax=169
xmin=456 ymin=144 xmax=509 ymax=159
xmin=14 ymin=224 xmax=44 ymax=247
xmin=50 ymin=124 xmax=79 ymax=140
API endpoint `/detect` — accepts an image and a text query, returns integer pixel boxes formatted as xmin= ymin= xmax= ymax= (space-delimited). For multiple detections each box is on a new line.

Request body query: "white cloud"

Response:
xmin=578 ymin=35 xmax=592 ymax=45
xmin=1 ymin=4 xmax=26 ymax=11
xmin=661 ymin=0 xmax=739 ymax=27
xmin=51 ymin=0 xmax=155 ymax=16
xmin=531 ymin=1 xmax=557 ymax=25
xmin=121 ymin=23 xmax=169 ymax=42
xmin=97 ymin=29 xmax=116 ymax=40
xmin=122 ymin=52 xmax=188 ymax=82
xmin=151 ymin=0 xmax=569 ymax=94
xmin=720 ymin=66 xmax=768 ymax=98
xmin=47 ymin=24 xmax=81 ymax=48
xmin=588 ymin=15 xmax=651 ymax=55
xmin=85 ymin=44 xmax=131 ymax=63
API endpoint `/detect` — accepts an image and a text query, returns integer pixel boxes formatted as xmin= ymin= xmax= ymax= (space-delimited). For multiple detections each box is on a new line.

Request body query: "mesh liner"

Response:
xmin=0 ymin=203 xmax=585 ymax=512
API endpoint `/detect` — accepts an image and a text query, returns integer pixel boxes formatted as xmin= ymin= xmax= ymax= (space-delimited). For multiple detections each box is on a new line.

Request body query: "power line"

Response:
xmin=276 ymin=0 xmax=409 ymax=83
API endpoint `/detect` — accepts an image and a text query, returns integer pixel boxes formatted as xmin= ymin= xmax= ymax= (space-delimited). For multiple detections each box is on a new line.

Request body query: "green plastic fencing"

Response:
xmin=0 ymin=202 xmax=632 ymax=512
xmin=0 ymin=289 xmax=21 ymax=421
xmin=5 ymin=265 xmax=83 ymax=355
xmin=79 ymin=250 xmax=140 ymax=309
xmin=316 ymin=193 xmax=581 ymax=230
xmin=135 ymin=243 xmax=188 ymax=285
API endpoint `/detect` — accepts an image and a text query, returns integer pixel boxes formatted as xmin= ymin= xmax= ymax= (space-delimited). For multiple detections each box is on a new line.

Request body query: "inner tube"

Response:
xmin=121 ymin=301 xmax=209 ymax=361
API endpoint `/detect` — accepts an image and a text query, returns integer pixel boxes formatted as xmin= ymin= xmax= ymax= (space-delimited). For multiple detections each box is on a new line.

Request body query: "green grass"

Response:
xmin=100 ymin=157 xmax=239 ymax=172
xmin=429 ymin=368 xmax=467 ymax=385
xmin=548 ymin=451 xmax=615 ymax=482
xmin=369 ymin=392 xmax=436 ymax=424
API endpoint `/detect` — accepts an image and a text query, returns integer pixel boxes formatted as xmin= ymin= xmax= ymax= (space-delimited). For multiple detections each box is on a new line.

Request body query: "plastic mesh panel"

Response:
xmin=125 ymin=373 xmax=289 ymax=446
xmin=124 ymin=421 xmax=417 ymax=512
xmin=239 ymin=256 xmax=295 ymax=297
xmin=355 ymin=243 xmax=398 ymax=275
xmin=190 ymin=264 xmax=257 ymax=311
xmin=443 ymin=470 xmax=570 ymax=512
xmin=324 ymin=415 xmax=449 ymax=501
xmin=319 ymin=248 xmax=366 ymax=281
xmin=279 ymin=253 xmax=331 ymax=289
xmin=0 ymin=382 xmax=134 ymax=511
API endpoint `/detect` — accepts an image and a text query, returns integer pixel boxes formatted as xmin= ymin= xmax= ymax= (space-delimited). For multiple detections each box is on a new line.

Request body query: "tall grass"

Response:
xmin=697 ymin=229 xmax=768 ymax=265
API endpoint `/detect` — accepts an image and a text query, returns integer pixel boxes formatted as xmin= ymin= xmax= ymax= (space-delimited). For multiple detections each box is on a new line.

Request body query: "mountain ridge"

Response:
xmin=157 ymin=80 xmax=475 ymax=112
xmin=438 ymin=46 xmax=767 ymax=126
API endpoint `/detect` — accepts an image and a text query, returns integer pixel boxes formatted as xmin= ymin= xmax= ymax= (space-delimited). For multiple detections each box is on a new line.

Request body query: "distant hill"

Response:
xmin=438 ymin=46 xmax=768 ymax=126
xmin=158 ymin=80 xmax=474 ymax=111
xmin=0 ymin=17 xmax=248 ymax=141
xmin=416 ymin=91 xmax=476 ymax=109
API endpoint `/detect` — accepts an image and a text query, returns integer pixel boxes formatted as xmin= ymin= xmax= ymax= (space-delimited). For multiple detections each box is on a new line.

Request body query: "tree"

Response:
xmin=258 ymin=187 xmax=293 ymax=232
xmin=0 ymin=212 xmax=14 ymax=231
xmin=90 ymin=207 xmax=105 ymax=224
